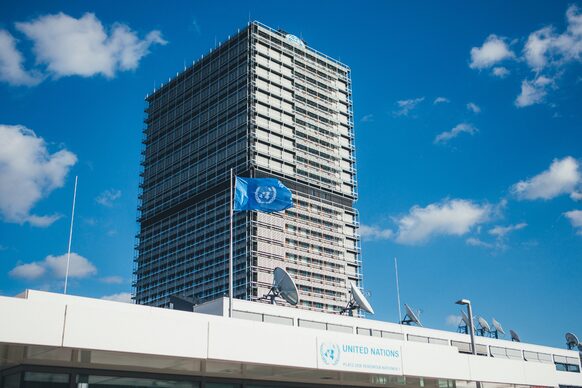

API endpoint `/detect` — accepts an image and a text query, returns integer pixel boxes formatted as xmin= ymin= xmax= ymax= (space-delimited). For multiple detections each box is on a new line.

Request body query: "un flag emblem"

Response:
xmin=320 ymin=342 xmax=340 ymax=366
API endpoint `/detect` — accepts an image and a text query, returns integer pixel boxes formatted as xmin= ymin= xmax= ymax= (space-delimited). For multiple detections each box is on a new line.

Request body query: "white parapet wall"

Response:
xmin=1 ymin=290 xmax=581 ymax=387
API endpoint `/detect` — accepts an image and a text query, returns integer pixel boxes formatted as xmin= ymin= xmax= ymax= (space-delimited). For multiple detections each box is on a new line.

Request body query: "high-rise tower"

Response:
xmin=134 ymin=22 xmax=360 ymax=313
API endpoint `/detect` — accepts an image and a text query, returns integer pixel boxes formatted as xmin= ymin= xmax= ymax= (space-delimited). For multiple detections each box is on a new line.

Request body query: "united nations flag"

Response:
xmin=233 ymin=177 xmax=293 ymax=213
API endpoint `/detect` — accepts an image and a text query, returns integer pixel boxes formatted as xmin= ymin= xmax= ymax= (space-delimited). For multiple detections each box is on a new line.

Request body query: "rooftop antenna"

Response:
xmin=262 ymin=267 xmax=299 ymax=306
xmin=63 ymin=175 xmax=78 ymax=294
xmin=401 ymin=303 xmax=422 ymax=327
xmin=341 ymin=281 xmax=374 ymax=316
xmin=491 ymin=318 xmax=505 ymax=339
xmin=476 ymin=316 xmax=491 ymax=337
xmin=566 ymin=332 xmax=580 ymax=350
xmin=510 ymin=329 xmax=521 ymax=342
xmin=394 ymin=257 xmax=402 ymax=323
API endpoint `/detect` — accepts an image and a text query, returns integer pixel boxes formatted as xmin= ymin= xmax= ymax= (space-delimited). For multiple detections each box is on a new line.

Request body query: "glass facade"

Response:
xmin=134 ymin=22 xmax=361 ymax=313
xmin=0 ymin=368 xmax=555 ymax=388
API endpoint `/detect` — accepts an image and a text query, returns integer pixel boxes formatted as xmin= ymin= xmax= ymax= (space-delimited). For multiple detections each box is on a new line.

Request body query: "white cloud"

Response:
xmin=492 ymin=66 xmax=510 ymax=78
xmin=10 ymin=252 xmax=96 ymax=280
xmin=446 ymin=314 xmax=462 ymax=327
xmin=466 ymin=237 xmax=495 ymax=249
xmin=360 ymin=114 xmax=374 ymax=123
xmin=101 ymin=292 xmax=132 ymax=303
xmin=524 ymin=27 xmax=553 ymax=70
xmin=466 ymin=223 xmax=527 ymax=251
xmin=433 ymin=97 xmax=450 ymax=104
xmin=512 ymin=156 xmax=580 ymax=200
xmin=515 ymin=76 xmax=553 ymax=107
xmin=469 ymin=34 xmax=515 ymax=69
xmin=564 ymin=210 xmax=582 ymax=235
xmin=571 ymin=191 xmax=582 ymax=201
xmin=9 ymin=262 xmax=46 ymax=280
xmin=0 ymin=30 xmax=41 ymax=86
xmin=96 ymin=189 xmax=122 ymax=207
xmin=359 ymin=225 xmax=394 ymax=241
xmin=434 ymin=123 xmax=478 ymax=144
xmin=489 ymin=223 xmax=527 ymax=237
xmin=466 ymin=102 xmax=481 ymax=113
xmin=523 ymin=5 xmax=582 ymax=71
xmin=100 ymin=275 xmax=124 ymax=284
xmin=565 ymin=211 xmax=582 ymax=226
xmin=395 ymin=199 xmax=491 ymax=245
xmin=14 ymin=12 xmax=167 ymax=80
xmin=394 ymin=97 xmax=424 ymax=116
xmin=0 ymin=125 xmax=77 ymax=226
xmin=564 ymin=210 xmax=582 ymax=236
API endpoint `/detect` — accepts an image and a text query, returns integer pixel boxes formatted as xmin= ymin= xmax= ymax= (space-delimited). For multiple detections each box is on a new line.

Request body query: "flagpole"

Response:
xmin=64 ymin=176 xmax=78 ymax=295
xmin=394 ymin=257 xmax=402 ymax=324
xmin=229 ymin=168 xmax=234 ymax=318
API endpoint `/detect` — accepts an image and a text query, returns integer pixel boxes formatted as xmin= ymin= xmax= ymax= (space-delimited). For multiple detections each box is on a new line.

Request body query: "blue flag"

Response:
xmin=234 ymin=177 xmax=293 ymax=213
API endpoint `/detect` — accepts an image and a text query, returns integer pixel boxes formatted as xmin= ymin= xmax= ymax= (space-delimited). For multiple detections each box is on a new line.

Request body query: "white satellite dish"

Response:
xmin=510 ymin=329 xmax=521 ymax=342
xmin=477 ymin=316 xmax=491 ymax=336
xmin=492 ymin=318 xmax=505 ymax=338
xmin=458 ymin=310 xmax=475 ymax=334
xmin=566 ymin=332 xmax=580 ymax=350
xmin=401 ymin=304 xmax=422 ymax=327
xmin=341 ymin=282 xmax=374 ymax=315
xmin=263 ymin=267 xmax=299 ymax=306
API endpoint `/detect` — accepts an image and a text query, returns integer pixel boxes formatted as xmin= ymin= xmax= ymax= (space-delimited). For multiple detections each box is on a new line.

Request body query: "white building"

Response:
xmin=1 ymin=290 xmax=581 ymax=388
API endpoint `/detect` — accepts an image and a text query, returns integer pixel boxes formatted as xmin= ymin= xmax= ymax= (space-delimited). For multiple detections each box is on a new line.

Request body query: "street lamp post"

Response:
xmin=456 ymin=299 xmax=477 ymax=355
xmin=456 ymin=298 xmax=480 ymax=388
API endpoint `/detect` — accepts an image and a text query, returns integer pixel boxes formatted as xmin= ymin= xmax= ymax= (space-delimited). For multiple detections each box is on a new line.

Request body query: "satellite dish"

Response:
xmin=492 ymin=318 xmax=505 ymax=339
xmin=262 ymin=267 xmax=299 ymax=306
xmin=341 ymin=282 xmax=374 ymax=316
xmin=510 ymin=329 xmax=521 ymax=342
xmin=401 ymin=304 xmax=423 ymax=327
xmin=477 ymin=316 xmax=491 ymax=336
xmin=458 ymin=310 xmax=475 ymax=334
xmin=566 ymin=332 xmax=580 ymax=350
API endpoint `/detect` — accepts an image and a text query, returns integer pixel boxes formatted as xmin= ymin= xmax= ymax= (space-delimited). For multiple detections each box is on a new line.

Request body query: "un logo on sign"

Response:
xmin=320 ymin=342 xmax=340 ymax=366
xmin=254 ymin=186 xmax=277 ymax=204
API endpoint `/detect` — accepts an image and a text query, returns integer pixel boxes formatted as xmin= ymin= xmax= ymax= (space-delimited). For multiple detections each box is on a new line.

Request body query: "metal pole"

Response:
xmin=64 ymin=176 xmax=78 ymax=294
xmin=468 ymin=302 xmax=481 ymax=388
xmin=229 ymin=168 xmax=234 ymax=318
xmin=394 ymin=257 xmax=402 ymax=324
xmin=467 ymin=303 xmax=477 ymax=355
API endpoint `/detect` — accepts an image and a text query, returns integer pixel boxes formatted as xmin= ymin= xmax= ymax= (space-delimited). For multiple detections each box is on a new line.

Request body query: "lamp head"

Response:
xmin=456 ymin=299 xmax=471 ymax=305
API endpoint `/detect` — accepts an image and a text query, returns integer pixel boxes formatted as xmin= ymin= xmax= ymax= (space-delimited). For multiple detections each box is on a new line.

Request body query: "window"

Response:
xmin=298 ymin=319 xmax=326 ymax=331
xmin=451 ymin=340 xmax=472 ymax=354
xmin=382 ymin=331 xmax=404 ymax=340
xmin=327 ymin=323 xmax=352 ymax=334
xmin=79 ymin=375 xmax=197 ymax=387
xmin=263 ymin=314 xmax=293 ymax=326
xmin=407 ymin=335 xmax=429 ymax=343
xmin=429 ymin=337 xmax=449 ymax=346
xmin=23 ymin=372 xmax=69 ymax=388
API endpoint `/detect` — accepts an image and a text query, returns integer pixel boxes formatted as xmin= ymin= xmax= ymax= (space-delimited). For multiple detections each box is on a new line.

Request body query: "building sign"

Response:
xmin=317 ymin=337 xmax=402 ymax=375
xmin=285 ymin=34 xmax=305 ymax=47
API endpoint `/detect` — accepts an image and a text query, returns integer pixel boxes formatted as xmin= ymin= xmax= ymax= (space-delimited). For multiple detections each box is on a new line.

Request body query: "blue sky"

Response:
xmin=0 ymin=1 xmax=581 ymax=348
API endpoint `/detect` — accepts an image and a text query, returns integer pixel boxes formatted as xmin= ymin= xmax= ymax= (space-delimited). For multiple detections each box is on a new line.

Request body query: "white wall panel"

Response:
xmin=62 ymin=303 xmax=208 ymax=359
xmin=0 ymin=296 xmax=65 ymax=347
xmin=208 ymin=318 xmax=318 ymax=368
